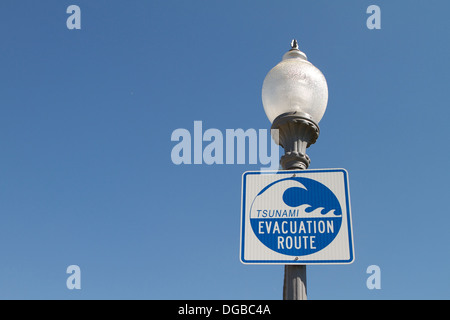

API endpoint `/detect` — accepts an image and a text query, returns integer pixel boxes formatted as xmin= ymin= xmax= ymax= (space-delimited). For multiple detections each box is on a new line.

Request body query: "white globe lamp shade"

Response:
xmin=262 ymin=40 xmax=328 ymax=124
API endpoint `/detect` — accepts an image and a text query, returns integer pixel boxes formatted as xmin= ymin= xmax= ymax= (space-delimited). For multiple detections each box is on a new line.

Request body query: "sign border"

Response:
xmin=240 ymin=168 xmax=354 ymax=265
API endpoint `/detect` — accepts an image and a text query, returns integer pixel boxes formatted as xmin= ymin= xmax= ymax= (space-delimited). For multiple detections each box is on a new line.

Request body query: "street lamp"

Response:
xmin=262 ymin=39 xmax=328 ymax=170
xmin=261 ymin=40 xmax=329 ymax=300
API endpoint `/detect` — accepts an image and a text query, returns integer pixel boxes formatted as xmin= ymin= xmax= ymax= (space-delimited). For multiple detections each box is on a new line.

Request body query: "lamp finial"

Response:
xmin=291 ymin=39 xmax=299 ymax=50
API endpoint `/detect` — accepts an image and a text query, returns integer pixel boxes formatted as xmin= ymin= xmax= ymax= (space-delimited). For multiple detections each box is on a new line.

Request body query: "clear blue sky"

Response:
xmin=0 ymin=0 xmax=449 ymax=299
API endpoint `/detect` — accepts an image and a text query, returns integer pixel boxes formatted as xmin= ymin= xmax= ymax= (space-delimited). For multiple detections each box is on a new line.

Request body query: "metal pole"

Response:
xmin=283 ymin=265 xmax=307 ymax=300
xmin=282 ymin=149 xmax=307 ymax=301
xmin=271 ymin=112 xmax=320 ymax=301
xmin=282 ymin=156 xmax=307 ymax=300
xmin=280 ymin=151 xmax=308 ymax=301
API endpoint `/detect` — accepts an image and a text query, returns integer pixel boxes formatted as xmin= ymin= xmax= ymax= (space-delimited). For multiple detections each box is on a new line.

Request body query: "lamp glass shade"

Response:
xmin=262 ymin=45 xmax=328 ymax=124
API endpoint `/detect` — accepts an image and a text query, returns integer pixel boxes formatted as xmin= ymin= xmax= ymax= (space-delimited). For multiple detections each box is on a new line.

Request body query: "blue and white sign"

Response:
xmin=240 ymin=169 xmax=354 ymax=264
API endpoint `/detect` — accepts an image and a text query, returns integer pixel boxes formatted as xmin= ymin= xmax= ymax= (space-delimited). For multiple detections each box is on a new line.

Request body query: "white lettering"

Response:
xmin=277 ymin=236 xmax=284 ymax=249
xmin=170 ymin=121 xmax=279 ymax=169
xmin=171 ymin=129 xmax=191 ymax=164
xmin=258 ymin=221 xmax=264 ymax=234
xmin=203 ymin=128 xmax=223 ymax=164
xmin=366 ymin=5 xmax=381 ymax=30
xmin=225 ymin=128 xmax=257 ymax=164
xmin=66 ymin=265 xmax=81 ymax=290
xmin=366 ymin=265 xmax=381 ymax=289
xmin=281 ymin=221 xmax=288 ymax=234
xmin=66 ymin=5 xmax=81 ymax=30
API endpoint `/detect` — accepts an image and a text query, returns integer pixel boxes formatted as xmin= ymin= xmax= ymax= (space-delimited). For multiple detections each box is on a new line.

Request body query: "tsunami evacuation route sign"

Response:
xmin=240 ymin=169 xmax=354 ymax=264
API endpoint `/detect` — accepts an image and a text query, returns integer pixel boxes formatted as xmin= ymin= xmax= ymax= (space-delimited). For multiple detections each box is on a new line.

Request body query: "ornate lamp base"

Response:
xmin=271 ymin=111 xmax=320 ymax=170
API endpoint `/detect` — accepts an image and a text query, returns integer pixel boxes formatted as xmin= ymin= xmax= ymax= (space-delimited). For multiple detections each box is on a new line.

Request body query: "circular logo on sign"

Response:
xmin=249 ymin=177 xmax=342 ymax=256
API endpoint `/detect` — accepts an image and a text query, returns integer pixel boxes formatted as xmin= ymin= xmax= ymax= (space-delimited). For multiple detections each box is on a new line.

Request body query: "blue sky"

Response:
xmin=0 ymin=0 xmax=449 ymax=299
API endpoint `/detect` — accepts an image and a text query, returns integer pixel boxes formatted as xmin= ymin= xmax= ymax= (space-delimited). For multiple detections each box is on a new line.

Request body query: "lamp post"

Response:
xmin=261 ymin=40 xmax=329 ymax=300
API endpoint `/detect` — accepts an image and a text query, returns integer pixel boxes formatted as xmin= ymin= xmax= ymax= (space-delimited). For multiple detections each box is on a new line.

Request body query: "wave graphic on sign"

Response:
xmin=282 ymin=185 xmax=341 ymax=217
xmin=253 ymin=177 xmax=342 ymax=217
